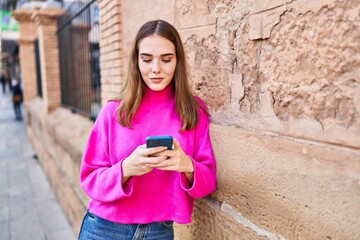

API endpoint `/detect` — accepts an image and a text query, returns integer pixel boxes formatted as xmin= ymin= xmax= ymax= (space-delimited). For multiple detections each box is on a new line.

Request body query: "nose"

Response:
xmin=152 ymin=60 xmax=161 ymax=74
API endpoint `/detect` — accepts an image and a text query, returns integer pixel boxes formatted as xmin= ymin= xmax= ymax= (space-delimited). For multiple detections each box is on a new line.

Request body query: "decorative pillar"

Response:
xmin=13 ymin=9 xmax=38 ymax=105
xmin=32 ymin=9 xmax=63 ymax=114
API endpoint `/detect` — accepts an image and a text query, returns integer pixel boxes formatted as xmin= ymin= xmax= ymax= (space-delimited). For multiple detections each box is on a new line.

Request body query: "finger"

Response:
xmin=146 ymin=159 xmax=176 ymax=168
xmin=137 ymin=144 xmax=147 ymax=149
xmin=154 ymin=151 xmax=174 ymax=158
xmin=143 ymin=146 xmax=167 ymax=156
xmin=173 ymin=139 xmax=181 ymax=149
xmin=154 ymin=161 xmax=178 ymax=171
xmin=143 ymin=155 xmax=168 ymax=165
xmin=137 ymin=157 xmax=153 ymax=171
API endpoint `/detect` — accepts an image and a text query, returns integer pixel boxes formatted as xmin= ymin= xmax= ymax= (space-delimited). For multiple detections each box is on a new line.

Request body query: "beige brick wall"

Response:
xmin=17 ymin=40 xmax=37 ymax=102
xmin=99 ymin=0 xmax=123 ymax=103
xmin=32 ymin=9 xmax=63 ymax=114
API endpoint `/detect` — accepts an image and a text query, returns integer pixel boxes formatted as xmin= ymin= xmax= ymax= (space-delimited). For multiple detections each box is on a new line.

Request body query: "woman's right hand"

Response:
xmin=121 ymin=144 xmax=167 ymax=184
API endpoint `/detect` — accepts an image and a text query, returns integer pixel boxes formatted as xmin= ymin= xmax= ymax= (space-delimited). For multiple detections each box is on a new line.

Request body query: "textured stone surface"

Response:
xmin=175 ymin=0 xmax=217 ymax=40
xmin=174 ymin=199 xmax=271 ymax=240
xmin=165 ymin=1 xmax=360 ymax=238
xmin=209 ymin=124 xmax=360 ymax=239
xmin=178 ymin=0 xmax=360 ymax=148
xmin=182 ymin=0 xmax=261 ymax=112
xmin=259 ymin=0 xmax=360 ymax=147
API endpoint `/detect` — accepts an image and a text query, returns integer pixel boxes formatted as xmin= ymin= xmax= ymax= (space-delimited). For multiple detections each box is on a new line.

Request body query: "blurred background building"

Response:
xmin=0 ymin=0 xmax=63 ymax=83
xmin=2 ymin=0 xmax=101 ymax=119
xmin=1 ymin=0 xmax=20 ymax=82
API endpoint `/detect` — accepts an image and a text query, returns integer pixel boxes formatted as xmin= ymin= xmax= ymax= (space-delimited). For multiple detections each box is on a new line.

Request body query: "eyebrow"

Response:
xmin=139 ymin=53 xmax=175 ymax=57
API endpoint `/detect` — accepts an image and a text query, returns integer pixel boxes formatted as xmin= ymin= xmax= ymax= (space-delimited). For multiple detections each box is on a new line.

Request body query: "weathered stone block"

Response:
xmin=209 ymin=124 xmax=360 ymax=239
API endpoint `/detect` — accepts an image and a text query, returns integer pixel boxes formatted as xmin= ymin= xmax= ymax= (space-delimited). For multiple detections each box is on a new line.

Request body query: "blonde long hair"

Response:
xmin=117 ymin=20 xmax=208 ymax=131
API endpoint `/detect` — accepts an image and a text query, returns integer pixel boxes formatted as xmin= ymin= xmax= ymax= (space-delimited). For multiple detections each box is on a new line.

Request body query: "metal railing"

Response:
xmin=58 ymin=0 xmax=101 ymax=120
xmin=34 ymin=38 xmax=42 ymax=98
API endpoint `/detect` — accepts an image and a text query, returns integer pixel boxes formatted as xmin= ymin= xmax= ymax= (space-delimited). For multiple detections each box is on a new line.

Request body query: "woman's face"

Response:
xmin=138 ymin=34 xmax=177 ymax=91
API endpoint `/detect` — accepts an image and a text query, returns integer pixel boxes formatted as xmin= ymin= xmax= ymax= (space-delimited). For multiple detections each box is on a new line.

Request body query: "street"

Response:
xmin=0 ymin=90 xmax=76 ymax=240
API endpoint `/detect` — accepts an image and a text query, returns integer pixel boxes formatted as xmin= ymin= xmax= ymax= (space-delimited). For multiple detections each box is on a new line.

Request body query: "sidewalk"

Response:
xmin=0 ymin=89 xmax=76 ymax=240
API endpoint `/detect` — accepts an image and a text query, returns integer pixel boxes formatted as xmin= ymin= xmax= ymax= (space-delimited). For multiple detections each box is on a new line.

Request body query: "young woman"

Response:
xmin=78 ymin=19 xmax=216 ymax=240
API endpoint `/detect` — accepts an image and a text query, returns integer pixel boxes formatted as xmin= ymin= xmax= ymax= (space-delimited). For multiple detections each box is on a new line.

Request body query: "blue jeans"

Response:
xmin=78 ymin=211 xmax=174 ymax=240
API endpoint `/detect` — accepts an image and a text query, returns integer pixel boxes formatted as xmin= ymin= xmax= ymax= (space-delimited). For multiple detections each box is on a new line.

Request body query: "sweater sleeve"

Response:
xmin=179 ymin=99 xmax=217 ymax=198
xmin=79 ymin=106 xmax=133 ymax=202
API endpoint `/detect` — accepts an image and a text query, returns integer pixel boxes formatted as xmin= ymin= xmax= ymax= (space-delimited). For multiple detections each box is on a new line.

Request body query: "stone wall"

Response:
xmin=26 ymin=99 xmax=91 ymax=236
xmin=114 ymin=0 xmax=360 ymax=239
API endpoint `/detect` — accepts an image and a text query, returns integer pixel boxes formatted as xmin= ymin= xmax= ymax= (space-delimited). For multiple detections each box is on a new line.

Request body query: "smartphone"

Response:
xmin=146 ymin=135 xmax=173 ymax=150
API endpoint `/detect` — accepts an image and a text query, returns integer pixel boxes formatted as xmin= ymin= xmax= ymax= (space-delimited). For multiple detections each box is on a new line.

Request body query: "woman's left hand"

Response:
xmin=145 ymin=139 xmax=194 ymax=174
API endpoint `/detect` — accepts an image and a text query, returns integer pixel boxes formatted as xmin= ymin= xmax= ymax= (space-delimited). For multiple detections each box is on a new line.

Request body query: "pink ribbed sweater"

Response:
xmin=79 ymin=84 xmax=216 ymax=224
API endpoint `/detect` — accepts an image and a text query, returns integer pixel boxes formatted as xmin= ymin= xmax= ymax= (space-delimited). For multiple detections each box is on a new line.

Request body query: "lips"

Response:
xmin=149 ymin=77 xmax=164 ymax=83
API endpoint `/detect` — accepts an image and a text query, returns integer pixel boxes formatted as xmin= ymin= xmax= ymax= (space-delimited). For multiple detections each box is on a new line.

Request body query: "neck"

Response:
xmin=143 ymin=83 xmax=174 ymax=102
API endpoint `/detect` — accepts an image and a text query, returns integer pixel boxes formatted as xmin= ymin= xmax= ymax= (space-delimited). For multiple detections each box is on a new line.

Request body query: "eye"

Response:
xmin=142 ymin=59 xmax=152 ymax=63
xmin=162 ymin=59 xmax=172 ymax=63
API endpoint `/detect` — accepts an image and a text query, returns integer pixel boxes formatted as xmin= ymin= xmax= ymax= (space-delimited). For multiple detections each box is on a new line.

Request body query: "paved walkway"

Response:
xmin=0 ymin=88 xmax=76 ymax=240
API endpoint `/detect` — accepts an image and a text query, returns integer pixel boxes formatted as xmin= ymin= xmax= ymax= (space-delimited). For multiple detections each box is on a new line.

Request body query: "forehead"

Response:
xmin=138 ymin=34 xmax=176 ymax=55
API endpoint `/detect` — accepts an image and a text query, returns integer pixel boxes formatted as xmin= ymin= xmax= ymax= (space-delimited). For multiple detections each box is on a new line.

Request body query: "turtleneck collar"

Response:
xmin=143 ymin=83 xmax=175 ymax=102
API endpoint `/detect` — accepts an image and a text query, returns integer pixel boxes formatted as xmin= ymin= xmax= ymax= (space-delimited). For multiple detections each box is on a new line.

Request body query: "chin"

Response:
xmin=146 ymin=81 xmax=171 ymax=91
xmin=149 ymin=85 xmax=166 ymax=91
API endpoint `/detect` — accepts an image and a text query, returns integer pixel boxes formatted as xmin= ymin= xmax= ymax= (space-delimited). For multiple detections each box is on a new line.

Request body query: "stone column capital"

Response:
xmin=12 ymin=9 xmax=36 ymax=23
xmin=13 ymin=9 xmax=38 ymax=45
xmin=32 ymin=9 xmax=64 ymax=26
